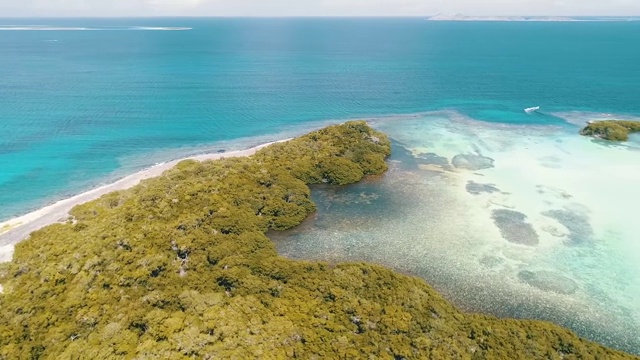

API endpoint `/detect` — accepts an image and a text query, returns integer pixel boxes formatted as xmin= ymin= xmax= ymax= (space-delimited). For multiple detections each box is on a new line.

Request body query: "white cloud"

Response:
xmin=144 ymin=0 xmax=206 ymax=9
xmin=0 ymin=0 xmax=638 ymax=17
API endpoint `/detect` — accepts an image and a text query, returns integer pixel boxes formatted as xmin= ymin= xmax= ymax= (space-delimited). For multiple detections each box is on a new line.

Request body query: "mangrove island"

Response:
xmin=580 ymin=120 xmax=640 ymax=141
xmin=0 ymin=122 xmax=637 ymax=359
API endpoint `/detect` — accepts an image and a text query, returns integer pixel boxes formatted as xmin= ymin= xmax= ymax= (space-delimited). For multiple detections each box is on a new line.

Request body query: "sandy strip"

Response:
xmin=0 ymin=139 xmax=290 ymax=263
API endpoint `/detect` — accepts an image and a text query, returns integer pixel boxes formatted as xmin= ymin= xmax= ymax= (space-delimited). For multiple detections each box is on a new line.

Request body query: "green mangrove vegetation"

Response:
xmin=580 ymin=120 xmax=640 ymax=141
xmin=0 ymin=121 xmax=637 ymax=359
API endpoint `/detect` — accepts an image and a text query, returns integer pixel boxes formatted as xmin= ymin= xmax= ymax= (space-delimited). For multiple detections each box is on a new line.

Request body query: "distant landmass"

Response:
xmin=426 ymin=14 xmax=639 ymax=22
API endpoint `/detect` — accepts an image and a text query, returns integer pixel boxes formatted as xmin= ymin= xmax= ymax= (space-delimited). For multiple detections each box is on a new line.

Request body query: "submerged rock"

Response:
xmin=492 ymin=209 xmax=539 ymax=246
xmin=452 ymin=154 xmax=495 ymax=170
xmin=542 ymin=209 xmax=593 ymax=245
xmin=416 ymin=152 xmax=450 ymax=167
xmin=518 ymin=270 xmax=579 ymax=295
xmin=466 ymin=181 xmax=500 ymax=195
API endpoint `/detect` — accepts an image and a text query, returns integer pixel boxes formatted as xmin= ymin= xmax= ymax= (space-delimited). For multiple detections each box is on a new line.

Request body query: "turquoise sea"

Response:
xmin=1 ymin=18 xmax=640 ymax=354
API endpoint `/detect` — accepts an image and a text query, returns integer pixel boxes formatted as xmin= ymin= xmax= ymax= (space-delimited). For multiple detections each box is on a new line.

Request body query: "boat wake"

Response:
xmin=525 ymin=106 xmax=540 ymax=114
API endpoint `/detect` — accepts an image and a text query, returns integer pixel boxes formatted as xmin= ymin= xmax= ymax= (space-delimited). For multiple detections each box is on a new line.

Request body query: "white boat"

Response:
xmin=524 ymin=106 xmax=540 ymax=114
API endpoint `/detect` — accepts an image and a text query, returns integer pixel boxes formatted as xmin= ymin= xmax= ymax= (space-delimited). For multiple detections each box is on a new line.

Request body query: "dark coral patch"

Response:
xmin=452 ymin=154 xmax=495 ymax=170
xmin=416 ymin=152 xmax=450 ymax=167
xmin=492 ymin=209 xmax=539 ymax=246
xmin=542 ymin=209 xmax=593 ymax=245
xmin=518 ymin=270 xmax=579 ymax=295
xmin=466 ymin=181 xmax=500 ymax=195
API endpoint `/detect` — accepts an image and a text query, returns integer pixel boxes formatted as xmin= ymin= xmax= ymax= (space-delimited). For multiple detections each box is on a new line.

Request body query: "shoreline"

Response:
xmin=0 ymin=139 xmax=290 ymax=262
xmin=273 ymin=114 xmax=640 ymax=355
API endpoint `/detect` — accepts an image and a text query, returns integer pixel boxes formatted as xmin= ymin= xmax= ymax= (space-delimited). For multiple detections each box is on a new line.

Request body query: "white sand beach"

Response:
xmin=0 ymin=139 xmax=289 ymax=263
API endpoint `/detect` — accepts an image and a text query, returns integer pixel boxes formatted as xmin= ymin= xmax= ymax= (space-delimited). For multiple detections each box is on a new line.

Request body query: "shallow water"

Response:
xmin=270 ymin=111 xmax=640 ymax=355
xmin=2 ymin=18 xmax=640 ymax=220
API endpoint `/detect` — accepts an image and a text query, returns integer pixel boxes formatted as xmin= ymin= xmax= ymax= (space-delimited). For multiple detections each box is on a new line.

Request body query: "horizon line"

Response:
xmin=1 ymin=15 xmax=640 ymax=19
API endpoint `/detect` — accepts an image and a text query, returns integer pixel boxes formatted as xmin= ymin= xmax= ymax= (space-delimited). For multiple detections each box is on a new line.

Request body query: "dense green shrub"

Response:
xmin=580 ymin=120 xmax=640 ymax=141
xmin=0 ymin=121 xmax=636 ymax=359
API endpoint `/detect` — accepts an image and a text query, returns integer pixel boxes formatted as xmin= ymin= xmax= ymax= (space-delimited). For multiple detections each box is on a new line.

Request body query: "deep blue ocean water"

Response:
xmin=1 ymin=18 xmax=639 ymax=219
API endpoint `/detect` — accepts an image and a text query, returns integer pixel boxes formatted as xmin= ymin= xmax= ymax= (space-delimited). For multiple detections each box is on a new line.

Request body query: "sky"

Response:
xmin=0 ymin=0 xmax=639 ymax=17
